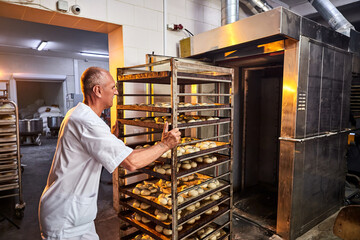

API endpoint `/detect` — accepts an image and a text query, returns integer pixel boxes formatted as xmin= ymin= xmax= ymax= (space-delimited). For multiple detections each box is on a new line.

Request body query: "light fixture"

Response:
xmin=37 ymin=41 xmax=48 ymax=51
xmin=80 ymin=52 xmax=109 ymax=58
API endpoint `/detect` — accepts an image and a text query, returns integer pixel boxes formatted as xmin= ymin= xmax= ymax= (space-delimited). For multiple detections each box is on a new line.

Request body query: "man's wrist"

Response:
xmin=158 ymin=142 xmax=170 ymax=151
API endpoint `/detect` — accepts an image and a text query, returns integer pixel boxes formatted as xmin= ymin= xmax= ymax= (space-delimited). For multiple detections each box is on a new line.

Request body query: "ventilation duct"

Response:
xmin=221 ymin=0 xmax=239 ymax=25
xmin=308 ymin=0 xmax=355 ymax=37
xmin=240 ymin=0 xmax=273 ymax=14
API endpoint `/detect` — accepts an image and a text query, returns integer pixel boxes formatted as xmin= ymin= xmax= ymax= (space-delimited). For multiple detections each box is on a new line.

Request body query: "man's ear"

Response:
xmin=92 ymin=85 xmax=102 ymax=98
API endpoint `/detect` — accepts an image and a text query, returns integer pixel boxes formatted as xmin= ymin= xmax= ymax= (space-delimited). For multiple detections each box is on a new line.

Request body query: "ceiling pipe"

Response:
xmin=308 ymin=0 xmax=355 ymax=37
xmin=240 ymin=0 xmax=273 ymax=14
xmin=221 ymin=0 xmax=239 ymax=26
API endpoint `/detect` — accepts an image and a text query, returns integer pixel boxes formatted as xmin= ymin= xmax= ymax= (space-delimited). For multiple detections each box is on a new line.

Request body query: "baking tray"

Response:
xmin=119 ymin=176 xmax=230 ymax=214
xmin=139 ymin=153 xmax=230 ymax=181
xmin=0 ymin=135 xmax=16 ymax=142
xmin=0 ymin=170 xmax=18 ymax=182
xmin=0 ymin=182 xmax=19 ymax=192
xmin=118 ymin=204 xmax=230 ymax=240
xmin=0 ymin=119 xmax=16 ymax=125
xmin=117 ymin=104 xmax=230 ymax=113
xmin=118 ymin=193 xmax=229 ymax=228
xmin=0 ymin=145 xmax=17 ymax=153
xmin=118 ymin=117 xmax=230 ymax=130
xmin=118 ymin=71 xmax=232 ymax=85
xmin=158 ymin=143 xmax=231 ymax=164
xmin=125 ymin=224 xmax=230 ymax=240
xmin=0 ymin=126 xmax=16 ymax=133
xmin=0 ymin=162 xmax=17 ymax=170
xmin=0 ymin=151 xmax=17 ymax=160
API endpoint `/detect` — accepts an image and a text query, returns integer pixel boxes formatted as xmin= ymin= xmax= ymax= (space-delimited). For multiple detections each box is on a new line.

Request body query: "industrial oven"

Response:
xmin=180 ymin=7 xmax=360 ymax=240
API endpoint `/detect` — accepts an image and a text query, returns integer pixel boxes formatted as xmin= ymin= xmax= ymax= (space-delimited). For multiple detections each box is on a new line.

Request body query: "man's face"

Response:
xmin=101 ymin=73 xmax=118 ymax=108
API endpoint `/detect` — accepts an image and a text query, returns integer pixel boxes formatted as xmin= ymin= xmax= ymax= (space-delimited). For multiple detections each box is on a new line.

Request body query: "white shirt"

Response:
xmin=39 ymin=103 xmax=133 ymax=239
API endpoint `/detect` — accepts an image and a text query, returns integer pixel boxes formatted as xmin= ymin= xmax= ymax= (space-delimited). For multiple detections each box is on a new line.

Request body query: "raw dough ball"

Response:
xmin=158 ymin=197 xmax=168 ymax=206
xmin=198 ymin=188 xmax=204 ymax=194
xmin=212 ymin=206 xmax=219 ymax=212
xmin=141 ymin=189 xmax=151 ymax=196
xmin=165 ymin=169 xmax=172 ymax=175
xmin=132 ymin=188 xmax=141 ymax=194
xmin=178 ymin=195 xmax=184 ymax=204
xmin=208 ymin=183 xmax=217 ymax=189
xmin=142 ymin=217 xmax=150 ymax=223
xmin=195 ymin=157 xmax=203 ymax=163
xmin=205 ymin=196 xmax=211 ymax=201
xmin=178 ymin=225 xmax=183 ymax=231
xmin=181 ymin=163 xmax=191 ymax=170
xmin=140 ymin=202 xmax=151 ymax=209
xmin=195 ymin=202 xmax=200 ymax=208
xmin=211 ymin=156 xmax=217 ymax=162
xmin=167 ymin=198 xmax=172 ymax=206
xmin=190 ymin=162 xmax=197 ymax=168
xmin=187 ymin=218 xmax=196 ymax=224
xmin=155 ymin=225 xmax=163 ymax=232
xmin=204 ymin=157 xmax=212 ymax=164
xmin=185 ymin=149 xmax=195 ymax=154
xmin=189 ymin=190 xmax=199 ymax=197
xmin=163 ymin=229 xmax=172 ymax=236
xmin=156 ymin=168 xmax=166 ymax=174
xmin=188 ymin=175 xmax=195 ymax=181
xmin=156 ymin=212 xmax=168 ymax=221
xmin=149 ymin=187 xmax=157 ymax=193
xmin=195 ymin=215 xmax=201 ymax=221
xmin=211 ymin=194 xmax=220 ymax=201
xmin=186 ymin=204 xmax=196 ymax=212
xmin=205 ymin=209 xmax=213 ymax=215
xmin=132 ymin=201 xmax=140 ymax=208
xmin=134 ymin=213 xmax=142 ymax=221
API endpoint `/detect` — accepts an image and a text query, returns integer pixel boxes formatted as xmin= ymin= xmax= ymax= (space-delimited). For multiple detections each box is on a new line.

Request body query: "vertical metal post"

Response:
xmin=229 ymin=69 xmax=234 ymax=239
xmin=170 ymin=58 xmax=179 ymax=240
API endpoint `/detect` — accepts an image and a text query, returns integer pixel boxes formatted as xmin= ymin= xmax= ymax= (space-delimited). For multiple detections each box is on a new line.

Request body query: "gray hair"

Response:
xmin=80 ymin=67 xmax=108 ymax=95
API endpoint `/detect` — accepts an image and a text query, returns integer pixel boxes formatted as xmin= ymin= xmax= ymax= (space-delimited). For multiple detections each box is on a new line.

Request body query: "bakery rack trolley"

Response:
xmin=114 ymin=58 xmax=234 ymax=240
xmin=0 ymin=100 xmax=25 ymax=220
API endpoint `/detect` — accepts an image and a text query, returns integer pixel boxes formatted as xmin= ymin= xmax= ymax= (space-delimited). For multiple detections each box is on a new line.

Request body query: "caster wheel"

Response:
xmin=15 ymin=208 xmax=24 ymax=219
xmin=344 ymin=199 xmax=351 ymax=206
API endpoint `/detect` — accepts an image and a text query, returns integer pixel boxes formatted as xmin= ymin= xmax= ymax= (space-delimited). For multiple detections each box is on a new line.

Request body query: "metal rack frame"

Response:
xmin=115 ymin=58 xmax=234 ymax=240
xmin=0 ymin=100 xmax=25 ymax=218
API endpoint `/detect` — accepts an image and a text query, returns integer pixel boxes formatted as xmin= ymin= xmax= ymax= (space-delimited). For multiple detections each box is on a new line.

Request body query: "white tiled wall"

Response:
xmin=8 ymin=0 xmax=221 ymax=66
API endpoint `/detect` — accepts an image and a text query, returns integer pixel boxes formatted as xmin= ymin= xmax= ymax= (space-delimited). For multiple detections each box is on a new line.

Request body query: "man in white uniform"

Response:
xmin=38 ymin=67 xmax=180 ymax=240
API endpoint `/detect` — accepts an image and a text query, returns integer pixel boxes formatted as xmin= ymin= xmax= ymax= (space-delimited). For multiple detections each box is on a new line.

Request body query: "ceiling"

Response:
xmin=0 ymin=16 xmax=109 ymax=61
xmin=0 ymin=0 xmax=359 ymax=62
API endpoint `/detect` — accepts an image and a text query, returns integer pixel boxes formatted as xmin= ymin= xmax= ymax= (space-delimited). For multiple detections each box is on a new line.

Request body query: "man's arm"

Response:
xmin=120 ymin=122 xmax=180 ymax=171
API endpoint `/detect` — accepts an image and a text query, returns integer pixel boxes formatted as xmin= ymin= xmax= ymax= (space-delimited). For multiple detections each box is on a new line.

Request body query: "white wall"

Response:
xmin=6 ymin=0 xmax=221 ymax=66
xmin=0 ymin=52 xmax=108 ymax=113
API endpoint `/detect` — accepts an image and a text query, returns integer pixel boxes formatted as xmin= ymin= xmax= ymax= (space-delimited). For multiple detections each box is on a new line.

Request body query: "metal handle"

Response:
xmin=279 ymin=129 xmax=353 ymax=142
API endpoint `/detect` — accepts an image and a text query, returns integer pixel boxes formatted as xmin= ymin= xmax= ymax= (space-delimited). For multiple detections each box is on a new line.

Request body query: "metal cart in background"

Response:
xmin=0 ymin=99 xmax=26 ymax=220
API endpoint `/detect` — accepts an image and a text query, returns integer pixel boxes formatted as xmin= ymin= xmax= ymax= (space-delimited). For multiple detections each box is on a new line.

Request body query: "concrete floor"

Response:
xmin=0 ymin=137 xmax=345 ymax=240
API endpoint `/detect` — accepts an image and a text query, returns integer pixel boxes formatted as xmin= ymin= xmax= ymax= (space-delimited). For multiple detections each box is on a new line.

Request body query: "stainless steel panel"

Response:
xmin=295 ymin=37 xmax=310 ymax=139
xmin=180 ymin=7 xmax=300 ymax=58
xmin=319 ymin=47 xmax=334 ymax=133
xmin=300 ymin=17 xmax=349 ymax=51
xmin=349 ymin=29 xmax=360 ymax=54
xmin=305 ymin=42 xmax=322 ymax=136
xmin=331 ymin=51 xmax=345 ymax=131
xmin=341 ymin=52 xmax=352 ymax=130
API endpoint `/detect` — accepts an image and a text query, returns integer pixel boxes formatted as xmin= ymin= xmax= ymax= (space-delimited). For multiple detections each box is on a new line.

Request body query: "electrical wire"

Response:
xmin=184 ymin=28 xmax=194 ymax=36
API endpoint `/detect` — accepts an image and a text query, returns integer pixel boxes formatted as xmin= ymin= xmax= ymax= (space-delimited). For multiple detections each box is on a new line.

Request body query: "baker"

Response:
xmin=38 ymin=67 xmax=181 ymax=240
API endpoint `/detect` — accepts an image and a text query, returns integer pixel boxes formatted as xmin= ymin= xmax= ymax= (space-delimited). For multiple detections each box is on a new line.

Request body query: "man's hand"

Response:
xmin=161 ymin=122 xmax=181 ymax=150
